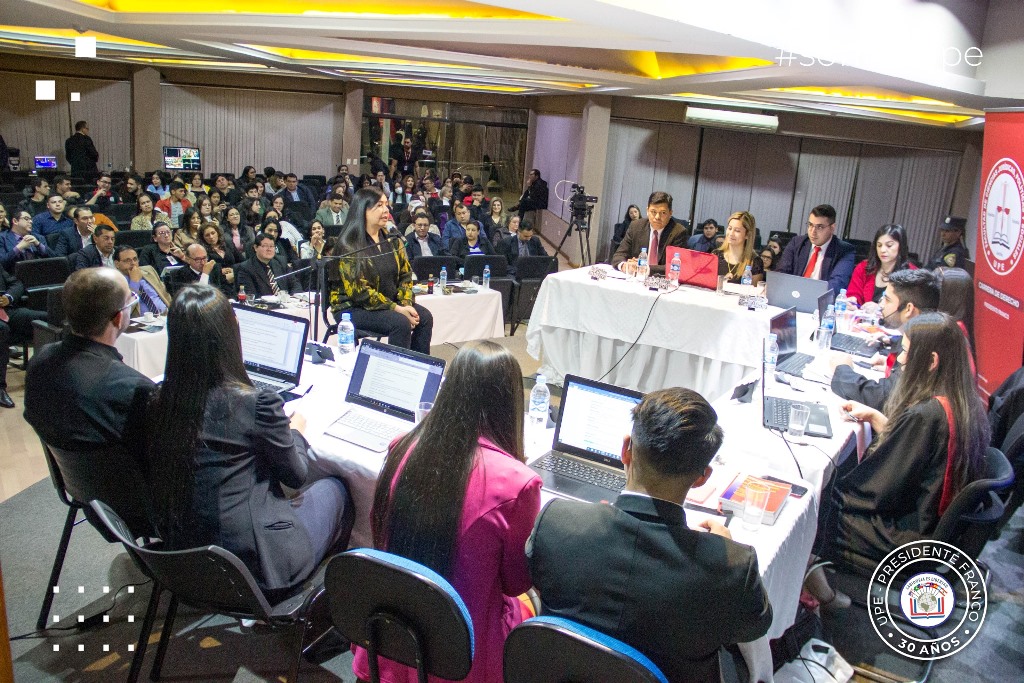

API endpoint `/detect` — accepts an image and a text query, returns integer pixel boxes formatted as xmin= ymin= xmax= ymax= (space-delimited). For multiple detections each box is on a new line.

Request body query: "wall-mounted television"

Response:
xmin=34 ymin=156 xmax=58 ymax=169
xmin=163 ymin=146 xmax=202 ymax=171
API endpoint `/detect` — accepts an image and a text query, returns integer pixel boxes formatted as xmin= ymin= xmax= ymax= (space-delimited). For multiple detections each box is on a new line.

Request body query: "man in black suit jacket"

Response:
xmin=70 ymin=224 xmax=116 ymax=272
xmin=404 ymin=212 xmax=443 ymax=258
xmin=611 ymin=191 xmax=689 ymax=276
xmin=169 ymin=243 xmax=233 ymax=297
xmin=25 ymin=268 xmax=155 ymax=446
xmin=0 ymin=265 xmax=47 ymax=408
xmin=527 ymin=388 xmax=773 ymax=682
xmin=235 ymin=232 xmax=300 ymax=297
xmin=511 ymin=168 xmax=549 ymax=219
xmin=52 ymin=205 xmax=96 ymax=258
xmin=501 ymin=221 xmax=547 ymax=276
xmin=64 ymin=120 xmax=99 ymax=178
xmin=776 ymin=204 xmax=857 ymax=293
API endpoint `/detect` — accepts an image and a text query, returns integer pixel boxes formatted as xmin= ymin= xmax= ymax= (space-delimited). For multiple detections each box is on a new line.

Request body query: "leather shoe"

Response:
xmin=0 ymin=389 xmax=14 ymax=409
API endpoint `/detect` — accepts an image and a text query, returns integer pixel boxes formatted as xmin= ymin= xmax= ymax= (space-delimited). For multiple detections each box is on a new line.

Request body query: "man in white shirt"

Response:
xmin=405 ymin=212 xmax=441 ymax=259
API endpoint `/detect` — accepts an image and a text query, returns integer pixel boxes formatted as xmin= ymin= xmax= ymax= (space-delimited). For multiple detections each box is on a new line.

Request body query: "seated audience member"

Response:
xmin=329 ymin=188 xmax=432 ymax=353
xmin=478 ymin=196 xmax=507 ymax=244
xmin=1 ymin=209 xmax=51 ymax=268
xmin=113 ymin=245 xmax=170 ymax=317
xmin=314 ymin=192 xmax=349 ymax=236
xmin=502 ymin=220 xmax=547 ymax=276
xmin=146 ymin=171 xmax=170 ymax=199
xmin=527 ymin=388 xmax=773 ymax=682
xmin=275 ymin=173 xmax=318 ymax=215
xmin=776 ymin=204 xmax=856 ymax=293
xmin=118 ymin=174 xmax=144 ymax=206
xmin=355 ymin=340 xmax=541 ymax=683
xmin=259 ymin=218 xmax=297 ymax=266
xmin=210 ymin=174 xmax=241 ymax=205
xmin=25 ymin=268 xmax=155 ymax=444
xmin=53 ymin=206 xmax=96 ymax=258
xmin=84 ymin=172 xmax=120 ymax=212
xmin=813 ymin=312 xmax=989 ymax=578
xmin=466 ymin=184 xmax=490 ymax=222
xmin=173 ymin=207 xmax=204 ymax=251
xmin=155 ymin=181 xmax=192 ymax=228
xmin=145 ymin=285 xmax=352 ymax=601
xmin=612 ymin=204 xmax=641 ymax=251
xmin=208 ymin=188 xmax=228 ymax=220
xmin=236 ymin=232 xmax=300 ymax=298
xmin=222 ymin=206 xmax=255 ymax=257
xmin=194 ymin=195 xmax=216 ymax=224
xmin=169 ymin=243 xmax=231 ymax=297
xmin=767 ymin=234 xmax=783 ymax=257
xmin=441 ymin=203 xmax=478 ymax=253
xmin=831 ymin=268 xmax=939 ymax=410
xmin=687 ymin=219 xmax=720 ymax=253
xmin=935 ymin=267 xmax=975 ymax=345
xmin=846 ymin=224 xmax=916 ymax=306
xmin=611 ymin=191 xmax=689 ymax=276
xmin=130 ymin=193 xmax=171 ymax=232
xmin=390 ymin=174 xmax=416 ymax=219
xmin=71 ymin=224 xmax=116 ymax=271
xmin=716 ymin=211 xmax=764 ymax=284
xmin=31 ymin=194 xmax=73 ymax=238
xmin=200 ymin=222 xmax=239 ymax=287
xmin=18 ymin=177 xmax=50 ymax=217
xmin=264 ymin=206 xmax=304 ymax=251
xmin=449 ymin=221 xmax=495 ymax=263
xmin=186 ymin=172 xmax=207 ymax=197
xmin=404 ymin=211 xmax=442 ymax=259
xmin=300 ymin=220 xmax=329 ymax=261
xmin=927 ymin=216 xmax=970 ymax=269
xmin=0 ymin=265 xmax=47 ymax=408
xmin=759 ymin=247 xmax=775 ymax=272
xmin=491 ymin=214 xmax=519 ymax=247
xmin=138 ymin=222 xmax=186 ymax=274
xmin=53 ymin=175 xmax=82 ymax=204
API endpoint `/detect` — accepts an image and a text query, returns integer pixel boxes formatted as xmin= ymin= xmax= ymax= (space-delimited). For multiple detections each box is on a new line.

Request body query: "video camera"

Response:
xmin=570 ymin=184 xmax=598 ymax=221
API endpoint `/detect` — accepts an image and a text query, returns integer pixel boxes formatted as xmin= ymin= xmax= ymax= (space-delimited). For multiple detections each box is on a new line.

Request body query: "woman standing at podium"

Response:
xmin=716 ymin=210 xmax=764 ymax=284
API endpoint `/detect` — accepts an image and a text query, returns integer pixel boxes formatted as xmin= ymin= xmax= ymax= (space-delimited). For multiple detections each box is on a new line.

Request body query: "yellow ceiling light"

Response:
xmin=241 ymin=45 xmax=479 ymax=70
xmin=368 ymin=78 xmax=527 ymax=92
xmin=626 ymin=53 xmax=773 ymax=80
xmin=75 ymin=0 xmax=557 ymax=19
xmin=0 ymin=25 xmax=165 ymax=47
xmin=126 ymin=57 xmax=268 ymax=68
xmin=845 ymin=106 xmax=973 ymax=124
xmin=765 ymin=87 xmax=958 ymax=108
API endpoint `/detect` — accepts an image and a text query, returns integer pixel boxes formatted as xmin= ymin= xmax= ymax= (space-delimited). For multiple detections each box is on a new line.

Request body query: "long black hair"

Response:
xmin=866 ymin=224 xmax=911 ymax=274
xmin=329 ymin=187 xmax=390 ymax=281
xmin=146 ymin=285 xmax=252 ymax=538
xmin=371 ymin=340 xmax=525 ymax=578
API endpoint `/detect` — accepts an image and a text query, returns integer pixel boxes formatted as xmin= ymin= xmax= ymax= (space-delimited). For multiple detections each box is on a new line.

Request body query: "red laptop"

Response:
xmin=665 ymin=247 xmax=720 ymax=289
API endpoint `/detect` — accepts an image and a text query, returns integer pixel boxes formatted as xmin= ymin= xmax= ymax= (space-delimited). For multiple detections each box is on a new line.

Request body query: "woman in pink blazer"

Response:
xmin=847 ymin=224 xmax=916 ymax=306
xmin=354 ymin=340 xmax=542 ymax=683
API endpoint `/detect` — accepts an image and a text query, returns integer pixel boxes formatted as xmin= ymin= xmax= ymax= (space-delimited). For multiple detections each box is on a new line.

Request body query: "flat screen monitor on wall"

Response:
xmin=34 ymin=156 xmax=58 ymax=169
xmin=163 ymin=146 xmax=201 ymax=171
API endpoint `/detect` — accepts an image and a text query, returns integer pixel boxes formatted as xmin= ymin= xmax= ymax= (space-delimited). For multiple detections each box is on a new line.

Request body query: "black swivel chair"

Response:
xmin=995 ymin=412 xmax=1024 ymax=533
xmin=412 ymin=256 xmax=461 ymax=284
xmin=509 ymin=255 xmax=557 ymax=335
xmin=463 ymin=254 xmax=508 ymax=280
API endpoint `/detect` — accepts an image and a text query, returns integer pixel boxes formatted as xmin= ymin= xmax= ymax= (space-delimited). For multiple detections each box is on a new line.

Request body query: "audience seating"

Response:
xmin=114 ymin=229 xmax=155 ymax=250
xmin=31 ymin=286 xmax=65 ymax=352
xmin=463 ymin=254 xmax=508 ymax=280
xmin=412 ymin=256 xmax=461 ymax=283
xmin=847 ymin=238 xmax=872 ymax=262
xmin=995 ymin=412 xmax=1024 ymax=533
xmin=324 ymin=548 xmax=474 ymax=683
xmin=769 ymin=231 xmax=797 ymax=250
xmin=503 ymin=616 xmax=669 ymax=683
xmin=509 ymin=255 xmax=557 ymax=335
xmin=104 ymin=203 xmax=136 ymax=228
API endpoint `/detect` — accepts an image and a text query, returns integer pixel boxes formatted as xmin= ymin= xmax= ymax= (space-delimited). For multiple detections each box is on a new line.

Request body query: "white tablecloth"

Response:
xmin=525 ymin=267 xmax=772 ymax=402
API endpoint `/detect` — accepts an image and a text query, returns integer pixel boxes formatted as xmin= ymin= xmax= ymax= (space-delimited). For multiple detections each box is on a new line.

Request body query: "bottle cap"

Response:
xmin=535 ymin=373 xmax=546 ymax=386
xmin=768 ymin=333 xmax=777 ymax=341
xmin=342 ymin=312 xmax=351 ymax=321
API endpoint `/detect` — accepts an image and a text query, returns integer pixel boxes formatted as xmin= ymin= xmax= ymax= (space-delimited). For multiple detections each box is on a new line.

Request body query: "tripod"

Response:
xmin=556 ymin=205 xmax=594 ymax=267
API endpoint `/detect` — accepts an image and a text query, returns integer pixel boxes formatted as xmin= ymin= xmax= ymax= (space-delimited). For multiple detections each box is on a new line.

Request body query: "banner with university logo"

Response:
xmin=975 ymin=110 xmax=1024 ymax=397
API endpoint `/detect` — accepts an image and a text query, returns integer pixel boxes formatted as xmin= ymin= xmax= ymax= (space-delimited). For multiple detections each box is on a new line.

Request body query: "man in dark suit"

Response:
xmin=405 ymin=212 xmax=443 ymax=258
xmin=511 ymin=168 xmax=549 ymax=220
xmin=53 ymin=205 xmax=96 ymax=258
xmin=501 ymin=220 xmax=547 ymax=276
xmin=0 ymin=265 xmax=47 ymax=408
xmin=527 ymin=388 xmax=773 ymax=683
xmin=275 ymin=173 xmax=318 ymax=215
xmin=25 ymin=267 xmax=155 ymax=447
xmin=70 ymin=224 xmax=116 ymax=272
xmin=235 ymin=232 xmax=300 ymax=297
xmin=776 ymin=204 xmax=857 ymax=293
xmin=64 ymin=120 xmax=100 ymax=178
xmin=611 ymin=191 xmax=689 ymax=276
xmin=169 ymin=243 xmax=232 ymax=297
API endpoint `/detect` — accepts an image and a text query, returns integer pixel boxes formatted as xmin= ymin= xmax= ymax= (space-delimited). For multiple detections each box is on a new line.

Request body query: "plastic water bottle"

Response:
xmin=741 ymin=265 xmax=753 ymax=287
xmin=338 ymin=312 xmax=355 ymax=355
xmin=764 ymin=334 xmax=779 ymax=388
xmin=482 ymin=264 xmax=491 ymax=289
xmin=438 ymin=266 xmax=448 ymax=294
xmin=834 ymin=288 xmax=848 ymax=333
xmin=636 ymin=247 xmax=650 ymax=281
xmin=529 ymin=374 xmax=550 ymax=428
xmin=818 ymin=304 xmax=836 ymax=350
xmin=669 ymin=252 xmax=681 ymax=284
xmin=237 ymin=285 xmax=247 ymax=305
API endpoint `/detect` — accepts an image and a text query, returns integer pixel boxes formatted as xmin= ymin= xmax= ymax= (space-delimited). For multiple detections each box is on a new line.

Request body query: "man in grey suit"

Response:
xmin=611 ymin=191 xmax=689 ymax=275
xmin=314 ymin=192 xmax=349 ymax=237
xmin=527 ymin=387 xmax=773 ymax=683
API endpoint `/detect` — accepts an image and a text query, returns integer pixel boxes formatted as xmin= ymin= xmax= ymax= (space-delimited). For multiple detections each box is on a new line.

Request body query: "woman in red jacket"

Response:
xmin=846 ymin=224 xmax=916 ymax=306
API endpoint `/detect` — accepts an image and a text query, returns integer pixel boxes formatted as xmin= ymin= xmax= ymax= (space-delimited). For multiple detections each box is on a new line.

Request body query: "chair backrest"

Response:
xmin=324 ymin=548 xmax=474 ymax=681
xmin=115 ymin=229 xmax=154 ymax=250
xmin=464 ymin=254 xmax=508 ymax=279
xmin=503 ymin=616 xmax=668 ymax=683
xmin=995 ymin=412 xmax=1024 ymax=532
xmin=932 ymin=447 xmax=1015 ymax=557
xmin=987 ymin=365 xmax=1024 ymax=448
xmin=412 ymin=256 xmax=461 ymax=283
xmin=46 ymin=285 xmax=65 ymax=325
xmin=14 ymin=257 xmax=70 ymax=289
xmin=514 ymin=255 xmax=557 ymax=281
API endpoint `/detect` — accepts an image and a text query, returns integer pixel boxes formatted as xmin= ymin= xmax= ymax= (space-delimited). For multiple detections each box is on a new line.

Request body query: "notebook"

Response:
xmin=233 ymin=304 xmax=309 ymax=393
xmin=325 ymin=340 xmax=446 ymax=452
xmin=766 ymin=271 xmax=830 ymax=314
xmin=762 ymin=359 xmax=833 ymax=438
xmin=529 ymin=374 xmax=643 ymax=503
xmin=664 ymin=246 xmax=719 ymax=289
xmin=770 ymin=307 xmax=816 ymax=377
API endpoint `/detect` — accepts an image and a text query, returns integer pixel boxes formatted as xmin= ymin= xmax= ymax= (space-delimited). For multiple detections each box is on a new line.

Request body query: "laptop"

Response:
xmin=34 ymin=156 xmax=57 ymax=170
xmin=530 ymin=375 xmax=643 ymax=503
xmin=762 ymin=359 xmax=833 ymax=438
xmin=767 ymin=271 xmax=830 ymax=314
xmin=233 ymin=304 xmax=309 ymax=394
xmin=665 ymin=246 xmax=719 ymax=289
xmin=770 ymin=307 xmax=817 ymax=376
xmin=325 ymin=340 xmax=446 ymax=452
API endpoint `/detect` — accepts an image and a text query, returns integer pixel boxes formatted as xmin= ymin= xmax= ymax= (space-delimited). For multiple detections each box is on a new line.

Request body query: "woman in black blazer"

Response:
xmin=449 ymin=221 xmax=495 ymax=264
xmin=145 ymin=285 xmax=353 ymax=600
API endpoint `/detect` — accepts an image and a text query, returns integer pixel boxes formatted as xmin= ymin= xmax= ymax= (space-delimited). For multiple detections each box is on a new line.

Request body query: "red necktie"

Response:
xmin=650 ymin=230 xmax=659 ymax=266
xmin=802 ymin=245 xmax=821 ymax=279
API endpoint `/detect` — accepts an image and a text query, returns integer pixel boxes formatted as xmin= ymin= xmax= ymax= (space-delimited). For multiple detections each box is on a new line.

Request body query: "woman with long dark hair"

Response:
xmin=221 ymin=205 xmax=254 ymax=256
xmin=613 ymin=204 xmax=641 ymax=245
xmin=200 ymin=222 xmax=239 ymax=287
xmin=173 ymin=207 xmax=203 ymax=250
xmin=146 ymin=285 xmax=352 ymax=599
xmin=846 ymin=224 xmax=915 ymax=306
xmin=129 ymin=193 xmax=170 ymax=232
xmin=329 ymin=187 xmax=433 ymax=352
xmin=354 ymin=341 xmax=541 ymax=683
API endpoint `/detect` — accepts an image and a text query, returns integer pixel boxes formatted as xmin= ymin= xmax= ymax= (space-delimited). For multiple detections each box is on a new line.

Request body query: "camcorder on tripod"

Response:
xmin=558 ymin=183 xmax=598 ymax=266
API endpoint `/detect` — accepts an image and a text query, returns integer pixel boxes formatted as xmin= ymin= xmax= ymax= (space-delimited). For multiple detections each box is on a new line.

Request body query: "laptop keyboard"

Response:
xmin=336 ymin=410 xmax=407 ymax=441
xmin=252 ymin=378 xmax=285 ymax=392
xmin=831 ymin=333 xmax=874 ymax=356
xmin=765 ymin=396 xmax=795 ymax=427
xmin=776 ymin=352 xmax=814 ymax=376
xmin=533 ymin=453 xmax=626 ymax=492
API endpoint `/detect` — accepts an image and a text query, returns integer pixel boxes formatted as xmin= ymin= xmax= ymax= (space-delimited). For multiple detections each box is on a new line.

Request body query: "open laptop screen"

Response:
xmin=233 ymin=304 xmax=308 ymax=383
xmin=552 ymin=375 xmax=644 ymax=468
xmin=347 ymin=340 xmax=446 ymax=420
xmin=769 ymin=307 xmax=798 ymax=361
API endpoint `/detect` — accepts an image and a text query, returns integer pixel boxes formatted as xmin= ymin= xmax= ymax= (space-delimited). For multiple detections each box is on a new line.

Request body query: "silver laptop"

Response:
xmin=326 ymin=340 xmax=446 ymax=452
xmin=530 ymin=375 xmax=643 ymax=503
xmin=233 ymin=304 xmax=308 ymax=393
xmin=767 ymin=271 xmax=830 ymax=314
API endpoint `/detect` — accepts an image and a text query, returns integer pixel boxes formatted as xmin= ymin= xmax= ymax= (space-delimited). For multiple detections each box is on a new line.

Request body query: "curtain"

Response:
xmin=849 ymin=145 xmax=904 ymax=241
xmin=531 ymin=114 xmax=582 ymax=222
xmin=892 ymin=149 xmax=961 ymax=262
xmin=747 ymin=134 xmax=800 ymax=240
xmin=694 ymin=128 xmax=757 ymax=228
xmin=789 ymin=138 xmax=861 ymax=234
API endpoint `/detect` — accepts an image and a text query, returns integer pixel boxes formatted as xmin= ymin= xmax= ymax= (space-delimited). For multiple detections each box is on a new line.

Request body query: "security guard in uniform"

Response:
xmin=927 ymin=215 xmax=969 ymax=269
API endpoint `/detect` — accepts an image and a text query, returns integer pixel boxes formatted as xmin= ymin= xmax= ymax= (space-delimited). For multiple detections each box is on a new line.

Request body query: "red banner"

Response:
xmin=974 ymin=111 xmax=1024 ymax=396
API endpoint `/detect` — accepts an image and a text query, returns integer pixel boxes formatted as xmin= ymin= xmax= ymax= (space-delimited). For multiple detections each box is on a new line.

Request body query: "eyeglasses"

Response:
xmin=117 ymin=292 xmax=139 ymax=316
xmin=806 ymin=222 xmax=833 ymax=232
